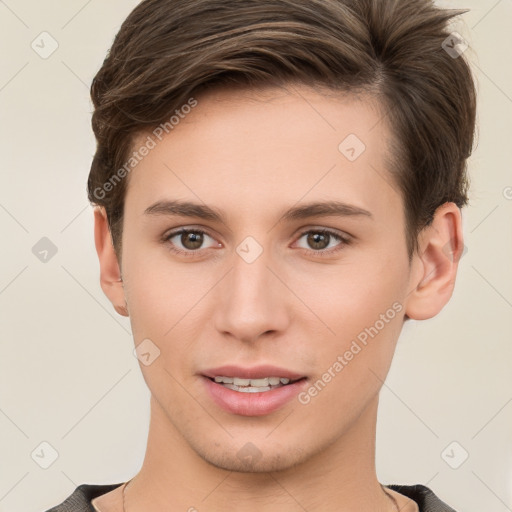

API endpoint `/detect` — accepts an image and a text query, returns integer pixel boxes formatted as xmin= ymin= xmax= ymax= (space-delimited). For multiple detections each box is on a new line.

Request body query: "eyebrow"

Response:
xmin=143 ymin=199 xmax=373 ymax=224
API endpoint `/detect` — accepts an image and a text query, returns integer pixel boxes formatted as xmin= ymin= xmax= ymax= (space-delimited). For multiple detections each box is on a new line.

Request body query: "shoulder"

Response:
xmin=43 ymin=483 xmax=124 ymax=512
xmin=43 ymin=481 xmax=457 ymax=512
xmin=387 ymin=483 xmax=458 ymax=512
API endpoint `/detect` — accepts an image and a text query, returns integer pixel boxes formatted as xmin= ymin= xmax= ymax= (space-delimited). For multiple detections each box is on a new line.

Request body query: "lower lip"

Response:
xmin=202 ymin=376 xmax=308 ymax=416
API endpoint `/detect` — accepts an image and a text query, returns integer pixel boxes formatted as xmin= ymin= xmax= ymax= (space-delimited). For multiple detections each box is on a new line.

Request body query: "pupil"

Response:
xmin=308 ymin=232 xmax=329 ymax=250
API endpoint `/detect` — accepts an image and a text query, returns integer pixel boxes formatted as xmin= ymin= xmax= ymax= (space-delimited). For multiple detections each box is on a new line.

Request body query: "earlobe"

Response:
xmin=93 ymin=206 xmax=129 ymax=317
xmin=404 ymin=202 xmax=464 ymax=321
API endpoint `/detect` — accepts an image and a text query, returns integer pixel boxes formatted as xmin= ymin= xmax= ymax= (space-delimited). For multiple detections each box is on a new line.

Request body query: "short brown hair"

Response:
xmin=87 ymin=0 xmax=477 ymax=267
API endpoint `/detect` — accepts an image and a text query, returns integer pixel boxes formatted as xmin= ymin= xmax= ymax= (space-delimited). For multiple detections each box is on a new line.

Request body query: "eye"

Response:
xmin=162 ymin=227 xmax=352 ymax=259
xmin=163 ymin=228 xmax=221 ymax=257
xmin=294 ymin=229 xmax=351 ymax=256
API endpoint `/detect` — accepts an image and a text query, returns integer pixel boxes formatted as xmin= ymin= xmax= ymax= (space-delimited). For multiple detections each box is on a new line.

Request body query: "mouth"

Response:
xmin=199 ymin=365 xmax=309 ymax=416
xmin=205 ymin=375 xmax=306 ymax=393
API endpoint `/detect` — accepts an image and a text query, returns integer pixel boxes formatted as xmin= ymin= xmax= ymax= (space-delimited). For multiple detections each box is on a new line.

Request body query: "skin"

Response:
xmin=92 ymin=83 xmax=464 ymax=512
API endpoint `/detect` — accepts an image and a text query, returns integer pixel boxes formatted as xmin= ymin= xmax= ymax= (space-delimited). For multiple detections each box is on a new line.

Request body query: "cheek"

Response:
xmin=123 ymin=266 xmax=201 ymax=395
xmin=298 ymin=257 xmax=404 ymax=330
xmin=123 ymin=253 xmax=216 ymax=364
xmin=122 ymin=253 xmax=181 ymax=348
xmin=296 ymin=255 xmax=406 ymax=377
xmin=297 ymin=279 xmax=404 ymax=418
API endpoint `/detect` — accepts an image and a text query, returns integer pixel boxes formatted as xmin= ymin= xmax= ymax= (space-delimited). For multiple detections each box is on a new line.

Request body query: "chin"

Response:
xmin=199 ymin=443 xmax=307 ymax=474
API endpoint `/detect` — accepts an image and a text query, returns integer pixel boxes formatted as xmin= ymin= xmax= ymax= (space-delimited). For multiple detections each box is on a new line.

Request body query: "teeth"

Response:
xmin=214 ymin=376 xmax=234 ymax=384
xmin=212 ymin=375 xmax=296 ymax=388
xmin=223 ymin=384 xmax=272 ymax=393
xmin=246 ymin=377 xmax=269 ymax=387
xmin=233 ymin=377 xmax=251 ymax=386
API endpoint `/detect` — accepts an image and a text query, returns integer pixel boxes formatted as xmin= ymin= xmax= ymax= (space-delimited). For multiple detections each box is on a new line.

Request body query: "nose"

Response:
xmin=213 ymin=248 xmax=290 ymax=344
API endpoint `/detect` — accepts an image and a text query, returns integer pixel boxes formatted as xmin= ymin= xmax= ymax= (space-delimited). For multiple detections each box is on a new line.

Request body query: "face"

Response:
xmin=113 ymin=84 xmax=418 ymax=472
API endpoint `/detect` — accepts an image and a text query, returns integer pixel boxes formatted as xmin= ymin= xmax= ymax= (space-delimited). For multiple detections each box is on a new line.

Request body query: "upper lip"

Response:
xmin=201 ymin=364 xmax=306 ymax=381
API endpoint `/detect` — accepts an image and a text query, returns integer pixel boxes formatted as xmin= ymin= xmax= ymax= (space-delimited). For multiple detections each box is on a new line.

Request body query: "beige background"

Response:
xmin=0 ymin=1 xmax=511 ymax=511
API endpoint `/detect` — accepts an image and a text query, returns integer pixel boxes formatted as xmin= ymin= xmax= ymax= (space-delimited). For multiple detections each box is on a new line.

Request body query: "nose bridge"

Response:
xmin=214 ymin=245 xmax=288 ymax=341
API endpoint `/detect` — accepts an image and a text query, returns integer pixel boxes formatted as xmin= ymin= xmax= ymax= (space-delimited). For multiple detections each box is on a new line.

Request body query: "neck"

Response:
xmin=125 ymin=394 xmax=398 ymax=512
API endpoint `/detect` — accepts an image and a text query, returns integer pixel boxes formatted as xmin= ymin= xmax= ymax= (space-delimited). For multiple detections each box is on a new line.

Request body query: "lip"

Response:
xmin=201 ymin=375 xmax=308 ymax=416
xmin=201 ymin=364 xmax=306 ymax=381
xmin=200 ymin=365 xmax=308 ymax=417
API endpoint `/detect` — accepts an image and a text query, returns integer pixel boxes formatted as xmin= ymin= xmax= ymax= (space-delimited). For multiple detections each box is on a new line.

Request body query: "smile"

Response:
xmin=212 ymin=376 xmax=296 ymax=392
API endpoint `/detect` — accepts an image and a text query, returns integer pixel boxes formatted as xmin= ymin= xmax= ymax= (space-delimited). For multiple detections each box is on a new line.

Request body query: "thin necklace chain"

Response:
xmin=121 ymin=479 xmax=399 ymax=512
xmin=382 ymin=484 xmax=400 ymax=512
xmin=121 ymin=479 xmax=130 ymax=512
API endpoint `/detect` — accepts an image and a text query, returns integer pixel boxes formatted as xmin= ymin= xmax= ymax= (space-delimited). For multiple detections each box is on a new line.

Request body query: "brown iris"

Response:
xmin=181 ymin=231 xmax=204 ymax=250
xmin=307 ymin=232 xmax=331 ymax=250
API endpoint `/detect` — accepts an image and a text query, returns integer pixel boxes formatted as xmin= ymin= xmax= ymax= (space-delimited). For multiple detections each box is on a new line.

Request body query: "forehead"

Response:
xmin=124 ymin=84 xmax=401 ymax=226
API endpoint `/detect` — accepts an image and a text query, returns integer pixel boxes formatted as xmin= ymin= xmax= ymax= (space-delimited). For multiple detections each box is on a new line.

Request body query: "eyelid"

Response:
xmin=294 ymin=225 xmax=352 ymax=240
xmin=162 ymin=224 xmax=219 ymax=239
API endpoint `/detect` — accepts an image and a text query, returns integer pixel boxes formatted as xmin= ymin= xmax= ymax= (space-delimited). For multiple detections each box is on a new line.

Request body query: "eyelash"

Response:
xmin=162 ymin=227 xmax=352 ymax=259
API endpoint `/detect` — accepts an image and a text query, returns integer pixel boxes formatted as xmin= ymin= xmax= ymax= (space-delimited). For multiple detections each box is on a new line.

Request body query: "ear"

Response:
xmin=93 ymin=206 xmax=129 ymax=317
xmin=404 ymin=202 xmax=465 ymax=321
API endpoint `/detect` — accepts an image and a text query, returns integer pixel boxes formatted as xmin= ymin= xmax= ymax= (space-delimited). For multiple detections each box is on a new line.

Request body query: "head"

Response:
xmin=90 ymin=0 xmax=476 ymax=473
